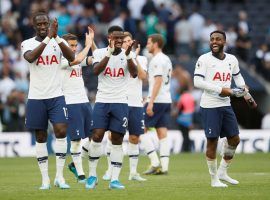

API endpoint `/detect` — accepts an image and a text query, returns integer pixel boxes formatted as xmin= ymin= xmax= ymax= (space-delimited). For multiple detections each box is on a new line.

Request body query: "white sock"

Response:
xmin=88 ymin=140 xmax=102 ymax=177
xmin=159 ymin=137 xmax=170 ymax=172
xmin=36 ymin=142 xmax=50 ymax=185
xmin=128 ymin=142 xmax=139 ymax=174
xmin=70 ymin=140 xmax=84 ymax=176
xmin=55 ymin=137 xmax=67 ymax=182
xmin=105 ymin=139 xmax=112 ymax=175
xmin=207 ymin=158 xmax=218 ymax=180
xmin=218 ymin=158 xmax=230 ymax=174
xmin=110 ymin=144 xmax=124 ymax=182
xmin=140 ymin=134 xmax=160 ymax=167
xmin=81 ymin=140 xmax=90 ymax=159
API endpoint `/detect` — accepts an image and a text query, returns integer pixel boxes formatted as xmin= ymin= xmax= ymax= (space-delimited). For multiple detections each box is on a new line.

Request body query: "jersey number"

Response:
xmin=122 ymin=117 xmax=128 ymax=128
xmin=165 ymin=69 xmax=171 ymax=85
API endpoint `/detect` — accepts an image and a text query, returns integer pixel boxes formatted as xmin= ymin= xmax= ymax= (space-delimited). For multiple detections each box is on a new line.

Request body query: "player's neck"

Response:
xmin=112 ymin=48 xmax=122 ymax=55
xmin=152 ymin=49 xmax=162 ymax=56
xmin=35 ymin=35 xmax=46 ymax=42
xmin=212 ymin=52 xmax=225 ymax=60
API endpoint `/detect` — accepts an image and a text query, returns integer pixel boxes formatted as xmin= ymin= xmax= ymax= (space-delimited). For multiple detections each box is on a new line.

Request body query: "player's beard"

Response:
xmin=211 ymin=44 xmax=224 ymax=58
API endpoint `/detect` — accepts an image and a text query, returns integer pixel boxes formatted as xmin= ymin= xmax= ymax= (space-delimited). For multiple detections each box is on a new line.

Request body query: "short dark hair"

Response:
xmin=32 ymin=11 xmax=49 ymax=22
xmin=210 ymin=30 xmax=226 ymax=40
xmin=149 ymin=34 xmax=165 ymax=49
xmin=62 ymin=33 xmax=78 ymax=41
xmin=108 ymin=26 xmax=124 ymax=34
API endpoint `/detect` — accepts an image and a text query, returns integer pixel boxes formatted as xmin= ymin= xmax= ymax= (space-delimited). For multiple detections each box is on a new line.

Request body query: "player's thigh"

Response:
xmin=25 ymin=99 xmax=48 ymax=130
xmin=83 ymin=103 xmax=93 ymax=139
xmin=128 ymin=106 xmax=145 ymax=136
xmin=66 ymin=104 xmax=85 ymax=140
xmin=155 ymin=103 xmax=171 ymax=128
xmin=47 ymin=96 xmax=68 ymax=125
xmin=109 ymin=103 xmax=128 ymax=134
xmin=200 ymin=107 xmax=222 ymax=138
xmin=220 ymin=106 xmax=239 ymax=138
xmin=92 ymin=102 xmax=109 ymax=130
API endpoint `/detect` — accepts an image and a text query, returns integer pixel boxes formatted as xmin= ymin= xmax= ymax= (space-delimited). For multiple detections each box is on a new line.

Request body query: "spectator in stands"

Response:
xmin=238 ymin=10 xmax=249 ymax=34
xmin=235 ymin=27 xmax=251 ymax=62
xmin=176 ymin=82 xmax=195 ymax=152
xmin=174 ymin=14 xmax=193 ymax=60
xmin=188 ymin=6 xmax=205 ymax=57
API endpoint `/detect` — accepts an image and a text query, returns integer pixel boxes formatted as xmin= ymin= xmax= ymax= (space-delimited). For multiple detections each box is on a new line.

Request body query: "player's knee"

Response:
xmin=54 ymin=125 xmax=67 ymax=138
xmin=35 ymin=130 xmax=47 ymax=143
xmin=111 ymin=133 xmax=124 ymax=145
xmin=228 ymin=135 xmax=240 ymax=147
xmin=129 ymin=135 xmax=139 ymax=144
xmin=92 ymin=134 xmax=103 ymax=143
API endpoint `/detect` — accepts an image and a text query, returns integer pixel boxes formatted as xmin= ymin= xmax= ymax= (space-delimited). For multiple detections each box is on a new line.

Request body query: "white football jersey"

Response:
xmin=147 ymin=52 xmax=172 ymax=103
xmin=92 ymin=48 xmax=130 ymax=103
xmin=127 ymin=55 xmax=148 ymax=107
xmin=21 ymin=37 xmax=68 ymax=99
xmin=194 ymin=52 xmax=244 ymax=108
xmin=60 ymin=57 xmax=89 ymax=104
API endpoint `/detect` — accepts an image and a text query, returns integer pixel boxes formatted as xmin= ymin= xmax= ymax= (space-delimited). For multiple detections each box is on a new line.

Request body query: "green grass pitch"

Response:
xmin=0 ymin=153 xmax=269 ymax=200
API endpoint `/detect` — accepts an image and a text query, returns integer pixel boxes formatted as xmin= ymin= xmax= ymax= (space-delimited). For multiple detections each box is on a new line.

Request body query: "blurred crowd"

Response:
xmin=1 ymin=0 xmax=270 ymax=132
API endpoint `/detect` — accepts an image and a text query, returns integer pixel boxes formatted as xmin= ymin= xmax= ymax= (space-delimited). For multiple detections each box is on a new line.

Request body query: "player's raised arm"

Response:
xmin=93 ymin=40 xmax=114 ymax=75
xmin=52 ymin=19 xmax=75 ymax=62
xmin=125 ymin=40 xmax=138 ymax=78
xmin=69 ymin=26 xmax=94 ymax=66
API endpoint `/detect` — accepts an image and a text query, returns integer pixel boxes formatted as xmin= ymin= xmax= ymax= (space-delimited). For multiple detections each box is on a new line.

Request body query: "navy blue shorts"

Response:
xmin=128 ymin=106 xmax=144 ymax=135
xmin=144 ymin=103 xmax=171 ymax=128
xmin=200 ymin=106 xmax=239 ymax=138
xmin=92 ymin=102 xmax=128 ymax=134
xmin=25 ymin=96 xmax=68 ymax=130
xmin=67 ymin=103 xmax=92 ymax=140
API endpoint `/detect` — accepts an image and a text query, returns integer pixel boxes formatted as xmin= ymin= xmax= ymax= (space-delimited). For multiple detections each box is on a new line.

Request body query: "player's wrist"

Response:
xmin=106 ymin=46 xmax=114 ymax=57
xmin=55 ymin=35 xmax=63 ymax=44
xmin=42 ymin=36 xmax=51 ymax=45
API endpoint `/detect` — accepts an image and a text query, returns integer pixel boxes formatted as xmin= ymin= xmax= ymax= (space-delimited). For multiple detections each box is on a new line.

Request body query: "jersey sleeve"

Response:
xmin=21 ymin=40 xmax=33 ymax=57
xmin=152 ymin=57 xmax=163 ymax=76
xmin=137 ymin=56 xmax=148 ymax=71
xmin=232 ymin=56 xmax=245 ymax=87
xmin=194 ymin=56 xmax=207 ymax=78
xmin=92 ymin=49 xmax=104 ymax=64
xmin=80 ymin=57 xmax=88 ymax=67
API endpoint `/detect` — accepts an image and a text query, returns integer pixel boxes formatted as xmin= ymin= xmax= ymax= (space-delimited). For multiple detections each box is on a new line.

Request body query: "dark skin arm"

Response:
xmin=24 ymin=19 xmax=57 ymax=63
xmin=93 ymin=57 xmax=110 ymax=75
xmin=93 ymin=40 xmax=114 ymax=75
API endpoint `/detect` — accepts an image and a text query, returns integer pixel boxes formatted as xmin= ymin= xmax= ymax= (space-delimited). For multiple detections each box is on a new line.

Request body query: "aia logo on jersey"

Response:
xmin=213 ymin=72 xmax=231 ymax=81
xmin=36 ymin=55 xmax=59 ymax=66
xmin=103 ymin=66 xmax=125 ymax=77
xmin=70 ymin=68 xmax=82 ymax=77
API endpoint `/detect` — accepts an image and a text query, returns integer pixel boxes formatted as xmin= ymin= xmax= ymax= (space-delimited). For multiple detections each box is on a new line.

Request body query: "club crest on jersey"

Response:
xmin=103 ymin=66 xmax=125 ymax=77
xmin=213 ymin=72 xmax=231 ymax=81
xmin=36 ymin=55 xmax=59 ymax=66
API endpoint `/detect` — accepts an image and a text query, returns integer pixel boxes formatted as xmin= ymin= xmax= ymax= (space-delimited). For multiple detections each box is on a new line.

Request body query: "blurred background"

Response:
xmin=0 ymin=0 xmax=270 ymax=155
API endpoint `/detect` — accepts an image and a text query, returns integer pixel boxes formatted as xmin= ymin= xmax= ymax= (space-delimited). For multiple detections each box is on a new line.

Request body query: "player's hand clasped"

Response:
xmin=125 ymin=40 xmax=136 ymax=60
xmin=85 ymin=26 xmax=94 ymax=47
xmin=106 ymin=39 xmax=115 ymax=57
